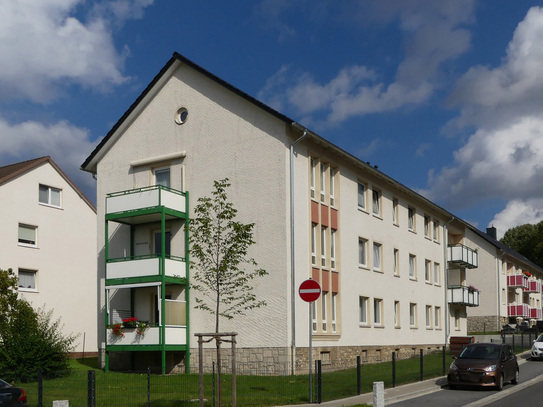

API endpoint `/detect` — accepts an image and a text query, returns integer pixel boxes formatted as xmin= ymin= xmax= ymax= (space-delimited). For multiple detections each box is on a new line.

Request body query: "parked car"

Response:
xmin=518 ymin=321 xmax=535 ymax=332
xmin=0 ymin=379 xmax=27 ymax=406
xmin=531 ymin=333 xmax=543 ymax=360
xmin=502 ymin=324 xmax=517 ymax=334
xmin=447 ymin=343 xmax=519 ymax=390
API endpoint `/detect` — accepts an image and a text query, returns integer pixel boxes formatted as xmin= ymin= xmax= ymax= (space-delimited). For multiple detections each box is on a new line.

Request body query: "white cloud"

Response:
xmin=0 ymin=117 xmax=98 ymax=201
xmin=259 ymin=0 xmax=474 ymax=126
xmin=489 ymin=199 xmax=543 ymax=240
xmin=0 ymin=0 xmax=152 ymax=103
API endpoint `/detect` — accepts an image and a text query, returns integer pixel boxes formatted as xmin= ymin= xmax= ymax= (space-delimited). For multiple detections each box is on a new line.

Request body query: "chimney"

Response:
xmin=486 ymin=226 xmax=497 ymax=240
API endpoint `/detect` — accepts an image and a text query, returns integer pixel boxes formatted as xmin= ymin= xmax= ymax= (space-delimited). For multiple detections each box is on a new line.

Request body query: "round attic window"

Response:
xmin=175 ymin=107 xmax=189 ymax=125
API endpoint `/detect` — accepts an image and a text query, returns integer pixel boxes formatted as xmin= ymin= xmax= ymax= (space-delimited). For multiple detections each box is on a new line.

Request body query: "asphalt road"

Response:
xmin=389 ymin=356 xmax=543 ymax=407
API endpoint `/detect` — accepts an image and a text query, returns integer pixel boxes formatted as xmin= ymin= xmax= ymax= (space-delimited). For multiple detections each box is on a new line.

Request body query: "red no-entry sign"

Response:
xmin=299 ymin=279 xmax=321 ymax=302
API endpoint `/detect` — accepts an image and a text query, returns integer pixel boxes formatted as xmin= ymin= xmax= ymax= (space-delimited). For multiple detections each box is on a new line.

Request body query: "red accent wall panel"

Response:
xmin=331 ymin=208 xmax=338 ymax=230
xmin=321 ymin=204 xmax=329 ymax=227
xmin=311 ymin=201 xmax=319 ymax=224
xmin=331 ymin=271 xmax=339 ymax=293
xmin=312 ymin=268 xmax=320 ymax=282
xmin=322 ymin=270 xmax=330 ymax=292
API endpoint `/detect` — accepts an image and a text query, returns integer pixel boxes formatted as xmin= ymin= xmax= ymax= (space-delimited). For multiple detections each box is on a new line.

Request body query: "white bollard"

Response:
xmin=52 ymin=401 xmax=69 ymax=407
xmin=373 ymin=381 xmax=385 ymax=407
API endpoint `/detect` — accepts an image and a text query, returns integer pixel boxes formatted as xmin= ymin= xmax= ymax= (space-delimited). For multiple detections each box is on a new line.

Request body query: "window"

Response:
xmin=39 ymin=184 xmax=61 ymax=207
xmin=409 ymin=303 xmax=417 ymax=328
xmin=435 ymin=306 xmax=441 ymax=329
xmin=434 ymin=263 xmax=440 ymax=285
xmin=312 ymin=301 xmax=317 ymax=332
xmin=374 ymin=298 xmax=383 ymax=326
xmin=408 ymin=207 xmax=415 ymax=231
xmin=358 ymin=238 xmax=368 ymax=268
xmin=154 ymin=167 xmax=170 ymax=187
xmin=321 ymin=226 xmax=327 ymax=267
xmin=502 ymin=288 xmax=506 ymax=305
xmin=393 ymin=249 xmax=399 ymax=276
xmin=310 ymin=158 xmax=316 ymax=199
xmin=372 ymin=189 xmax=381 ymax=216
xmin=154 ymin=231 xmax=172 ymax=256
xmin=433 ymin=220 xmax=440 ymax=242
xmin=330 ymin=168 xmax=335 ymax=206
xmin=331 ymin=293 xmax=337 ymax=332
xmin=358 ymin=182 xmax=366 ymax=210
xmin=392 ymin=198 xmax=399 ymax=225
xmin=409 ymin=254 xmax=416 ymax=279
xmin=425 ymin=260 xmax=431 ymax=283
xmin=373 ymin=242 xmax=382 ymax=272
xmin=320 ymin=163 xmax=326 ymax=202
xmin=18 ymin=269 xmax=37 ymax=291
xmin=426 ymin=305 xmax=432 ymax=328
xmin=454 ymin=309 xmax=460 ymax=330
xmin=359 ymin=296 xmax=369 ymax=325
xmin=424 ymin=215 xmax=430 ymax=237
xmin=394 ymin=301 xmax=400 ymax=328
xmin=322 ymin=292 xmax=328 ymax=331
xmin=18 ymin=224 xmax=37 ymax=247
xmin=311 ymin=224 xmax=317 ymax=265
xmin=330 ymin=230 xmax=336 ymax=270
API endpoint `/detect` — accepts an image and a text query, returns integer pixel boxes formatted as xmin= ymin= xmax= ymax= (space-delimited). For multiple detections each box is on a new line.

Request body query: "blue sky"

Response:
xmin=2 ymin=0 xmax=543 ymax=238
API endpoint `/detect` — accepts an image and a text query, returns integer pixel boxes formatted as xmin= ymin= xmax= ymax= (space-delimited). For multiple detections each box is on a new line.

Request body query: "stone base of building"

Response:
xmin=467 ymin=315 xmax=502 ymax=333
xmin=189 ymin=343 xmax=445 ymax=374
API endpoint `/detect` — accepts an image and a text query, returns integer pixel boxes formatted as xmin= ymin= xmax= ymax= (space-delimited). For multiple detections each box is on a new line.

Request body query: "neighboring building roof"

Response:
xmin=0 ymin=156 xmax=96 ymax=212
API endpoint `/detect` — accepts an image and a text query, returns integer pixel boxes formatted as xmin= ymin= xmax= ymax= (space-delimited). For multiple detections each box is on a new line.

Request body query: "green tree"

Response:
xmin=0 ymin=268 xmax=76 ymax=381
xmin=500 ymin=221 xmax=543 ymax=268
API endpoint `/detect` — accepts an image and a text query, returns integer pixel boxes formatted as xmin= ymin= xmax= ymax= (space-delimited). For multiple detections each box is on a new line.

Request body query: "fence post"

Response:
xmin=521 ymin=332 xmax=524 ymax=351
xmin=392 ymin=352 xmax=396 ymax=388
xmin=512 ymin=333 xmax=515 ymax=351
xmin=442 ymin=346 xmax=446 ymax=375
xmin=38 ymin=370 xmax=43 ymax=407
xmin=147 ymin=367 xmax=151 ymax=407
xmin=87 ymin=370 xmax=95 ymax=407
xmin=419 ymin=349 xmax=424 ymax=381
xmin=356 ymin=356 xmax=361 ymax=395
xmin=317 ymin=360 xmax=322 ymax=403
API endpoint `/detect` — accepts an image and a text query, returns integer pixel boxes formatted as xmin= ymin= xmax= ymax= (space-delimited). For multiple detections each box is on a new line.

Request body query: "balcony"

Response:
xmin=106 ymin=255 xmax=186 ymax=280
xmin=508 ymin=303 xmax=529 ymax=318
xmin=448 ymin=244 xmax=478 ymax=269
xmin=525 ymin=280 xmax=542 ymax=293
xmin=107 ymin=326 xmax=187 ymax=347
xmin=448 ymin=286 xmax=480 ymax=307
xmin=530 ymin=307 xmax=542 ymax=319
xmin=507 ymin=274 xmax=529 ymax=289
xmin=106 ymin=186 xmax=186 ymax=224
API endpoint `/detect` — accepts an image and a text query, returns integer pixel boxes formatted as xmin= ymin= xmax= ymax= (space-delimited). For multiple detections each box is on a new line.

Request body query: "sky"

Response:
xmin=1 ymin=0 xmax=543 ymax=239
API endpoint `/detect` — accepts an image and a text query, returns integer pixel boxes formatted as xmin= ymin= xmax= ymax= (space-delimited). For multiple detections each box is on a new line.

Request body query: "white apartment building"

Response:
xmin=81 ymin=52 xmax=540 ymax=373
xmin=0 ymin=156 xmax=97 ymax=355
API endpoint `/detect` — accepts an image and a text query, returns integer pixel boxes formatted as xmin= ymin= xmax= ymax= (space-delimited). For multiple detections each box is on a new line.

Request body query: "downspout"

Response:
xmin=496 ymin=251 xmax=504 ymax=331
xmin=290 ymin=127 xmax=308 ymax=375
xmin=443 ymin=216 xmax=455 ymax=347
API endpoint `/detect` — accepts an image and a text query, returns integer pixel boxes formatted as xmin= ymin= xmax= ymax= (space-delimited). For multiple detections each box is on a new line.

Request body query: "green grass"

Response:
xmin=16 ymin=352 xmax=447 ymax=407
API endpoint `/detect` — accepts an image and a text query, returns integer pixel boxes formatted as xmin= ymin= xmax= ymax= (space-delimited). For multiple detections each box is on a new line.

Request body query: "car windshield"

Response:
xmin=0 ymin=379 xmax=9 ymax=388
xmin=537 ymin=334 xmax=543 ymax=342
xmin=459 ymin=345 xmax=501 ymax=360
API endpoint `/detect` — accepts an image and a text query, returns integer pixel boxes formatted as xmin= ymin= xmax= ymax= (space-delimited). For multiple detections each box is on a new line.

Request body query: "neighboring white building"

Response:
xmin=0 ymin=156 xmax=97 ymax=355
xmin=81 ymin=52 xmax=542 ymax=373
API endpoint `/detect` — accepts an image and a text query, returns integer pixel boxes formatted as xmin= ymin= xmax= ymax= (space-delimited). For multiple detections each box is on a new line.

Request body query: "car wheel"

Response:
xmin=496 ymin=374 xmax=504 ymax=391
xmin=512 ymin=369 xmax=519 ymax=385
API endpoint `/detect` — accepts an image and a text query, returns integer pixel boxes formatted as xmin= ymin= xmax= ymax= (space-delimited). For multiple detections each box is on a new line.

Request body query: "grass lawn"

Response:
xmin=16 ymin=351 xmax=447 ymax=406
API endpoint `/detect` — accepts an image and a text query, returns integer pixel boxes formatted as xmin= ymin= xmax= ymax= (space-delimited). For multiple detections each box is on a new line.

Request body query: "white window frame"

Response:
xmin=393 ymin=249 xmax=400 ymax=276
xmin=330 ymin=230 xmax=336 ymax=270
xmin=311 ymin=224 xmax=317 ymax=265
xmin=409 ymin=303 xmax=417 ymax=328
xmin=409 ymin=254 xmax=416 ymax=280
xmin=433 ymin=220 xmax=440 ymax=242
xmin=321 ymin=226 xmax=327 ymax=268
xmin=359 ymin=296 xmax=369 ymax=326
xmin=454 ymin=309 xmax=460 ymax=330
xmin=392 ymin=198 xmax=398 ymax=225
xmin=425 ymin=260 xmax=431 ymax=283
xmin=425 ymin=305 xmax=432 ymax=328
xmin=373 ymin=242 xmax=382 ymax=272
xmin=18 ymin=269 xmax=37 ymax=291
xmin=374 ymin=298 xmax=383 ymax=327
xmin=39 ymin=184 xmax=62 ymax=208
xmin=18 ymin=223 xmax=37 ymax=248
xmin=329 ymin=168 xmax=335 ymax=206
xmin=424 ymin=215 xmax=430 ymax=238
xmin=320 ymin=163 xmax=326 ymax=202
xmin=154 ymin=166 xmax=171 ymax=188
xmin=434 ymin=263 xmax=440 ymax=286
xmin=408 ymin=207 xmax=415 ymax=231
xmin=394 ymin=300 xmax=400 ymax=328
xmin=359 ymin=238 xmax=368 ymax=268
xmin=435 ymin=306 xmax=441 ymax=329
xmin=358 ymin=182 xmax=367 ymax=211
xmin=322 ymin=292 xmax=328 ymax=331
xmin=331 ymin=293 xmax=337 ymax=333
xmin=310 ymin=157 xmax=316 ymax=199
xmin=372 ymin=189 xmax=381 ymax=216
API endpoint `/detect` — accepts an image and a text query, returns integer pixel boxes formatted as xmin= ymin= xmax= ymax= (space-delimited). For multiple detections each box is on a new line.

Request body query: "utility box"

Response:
xmin=450 ymin=336 xmax=475 ymax=356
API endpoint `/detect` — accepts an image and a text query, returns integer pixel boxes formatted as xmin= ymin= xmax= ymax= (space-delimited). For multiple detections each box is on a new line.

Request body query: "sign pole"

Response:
xmin=298 ymin=279 xmax=321 ymax=405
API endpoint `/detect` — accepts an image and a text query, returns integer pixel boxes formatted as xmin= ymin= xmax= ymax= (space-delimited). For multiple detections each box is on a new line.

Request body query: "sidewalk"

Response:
xmin=285 ymin=350 xmax=532 ymax=407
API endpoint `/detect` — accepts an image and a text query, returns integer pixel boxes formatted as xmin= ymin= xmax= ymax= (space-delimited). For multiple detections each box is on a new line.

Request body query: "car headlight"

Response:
xmin=484 ymin=364 xmax=498 ymax=372
xmin=449 ymin=363 xmax=458 ymax=370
